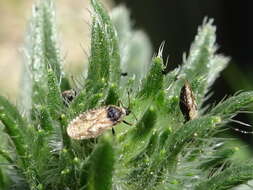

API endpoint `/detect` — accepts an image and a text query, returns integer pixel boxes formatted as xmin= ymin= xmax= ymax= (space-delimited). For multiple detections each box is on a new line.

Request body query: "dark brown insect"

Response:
xmin=179 ymin=81 xmax=198 ymax=122
xmin=121 ymin=72 xmax=128 ymax=76
xmin=62 ymin=90 xmax=76 ymax=105
xmin=67 ymin=105 xmax=131 ymax=140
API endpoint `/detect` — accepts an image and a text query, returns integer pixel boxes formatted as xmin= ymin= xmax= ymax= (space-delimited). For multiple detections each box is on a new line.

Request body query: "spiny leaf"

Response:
xmin=195 ymin=163 xmax=253 ymax=190
xmin=74 ymin=0 xmax=121 ymax=112
xmin=131 ymin=107 xmax=157 ymax=140
xmin=41 ymin=0 xmax=62 ymax=80
xmin=26 ymin=0 xmax=62 ymax=104
xmin=71 ymin=90 xmax=106 ymax=115
xmin=172 ymin=19 xmax=229 ymax=105
xmin=38 ymin=106 xmax=54 ymax=131
xmin=209 ymin=91 xmax=253 ymax=119
xmin=138 ymin=55 xmax=164 ymax=98
xmin=0 ymin=97 xmax=27 ymax=165
xmin=134 ymin=116 xmax=222 ymax=189
xmin=0 ymin=112 xmax=26 ymax=164
xmin=18 ymin=63 xmax=32 ymax=118
xmin=72 ymin=0 xmax=120 ymax=113
xmin=47 ymin=68 xmax=64 ymax=120
xmin=91 ymin=0 xmax=121 ymax=85
xmin=180 ymin=18 xmax=217 ymax=79
xmin=199 ymin=148 xmax=235 ymax=171
xmin=86 ymin=18 xmax=110 ymax=92
xmin=0 ymin=96 xmax=26 ymax=128
xmin=86 ymin=138 xmax=114 ymax=190
xmin=105 ymin=85 xmax=120 ymax=105
xmin=0 ymin=149 xmax=13 ymax=164
xmin=0 ymin=168 xmax=8 ymax=190
xmin=73 ymin=14 xmax=111 ymax=112
xmin=166 ymin=116 xmax=221 ymax=158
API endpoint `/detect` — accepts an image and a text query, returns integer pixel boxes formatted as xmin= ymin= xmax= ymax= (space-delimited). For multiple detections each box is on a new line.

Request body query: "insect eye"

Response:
xmin=107 ymin=107 xmax=121 ymax=121
xmin=126 ymin=109 xmax=131 ymax=115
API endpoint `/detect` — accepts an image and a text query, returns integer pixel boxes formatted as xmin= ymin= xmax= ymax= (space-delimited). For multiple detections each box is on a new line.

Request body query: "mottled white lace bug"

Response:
xmin=67 ymin=105 xmax=131 ymax=140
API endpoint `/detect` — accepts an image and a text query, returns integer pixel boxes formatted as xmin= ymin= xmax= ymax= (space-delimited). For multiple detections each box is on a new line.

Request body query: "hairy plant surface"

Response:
xmin=0 ymin=0 xmax=253 ymax=190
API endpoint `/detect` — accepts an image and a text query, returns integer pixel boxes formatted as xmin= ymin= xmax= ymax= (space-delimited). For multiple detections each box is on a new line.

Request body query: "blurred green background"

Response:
xmin=0 ymin=0 xmax=112 ymax=102
xmin=0 ymin=0 xmax=253 ymax=147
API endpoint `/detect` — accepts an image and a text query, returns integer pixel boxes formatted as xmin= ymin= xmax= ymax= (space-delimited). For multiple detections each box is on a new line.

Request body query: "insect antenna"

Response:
xmin=126 ymin=89 xmax=138 ymax=121
xmin=118 ymin=90 xmax=138 ymax=121
xmin=123 ymin=120 xmax=132 ymax=126
xmin=112 ymin=128 xmax=116 ymax=135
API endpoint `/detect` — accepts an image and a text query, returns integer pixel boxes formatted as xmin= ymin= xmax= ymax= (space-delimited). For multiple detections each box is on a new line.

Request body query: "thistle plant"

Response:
xmin=1 ymin=0 xmax=253 ymax=189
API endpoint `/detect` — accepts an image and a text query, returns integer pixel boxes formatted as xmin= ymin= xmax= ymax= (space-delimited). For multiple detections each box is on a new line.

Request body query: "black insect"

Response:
xmin=62 ymin=89 xmax=76 ymax=105
xmin=121 ymin=72 xmax=128 ymax=76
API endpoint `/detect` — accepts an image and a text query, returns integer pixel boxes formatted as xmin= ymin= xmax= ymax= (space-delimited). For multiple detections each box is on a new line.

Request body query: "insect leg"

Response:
xmin=112 ymin=128 xmax=115 ymax=135
xmin=123 ymin=120 xmax=132 ymax=126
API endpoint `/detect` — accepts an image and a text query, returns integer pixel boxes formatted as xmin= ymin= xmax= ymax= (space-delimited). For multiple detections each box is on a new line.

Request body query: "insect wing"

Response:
xmin=179 ymin=81 xmax=198 ymax=122
xmin=67 ymin=107 xmax=115 ymax=139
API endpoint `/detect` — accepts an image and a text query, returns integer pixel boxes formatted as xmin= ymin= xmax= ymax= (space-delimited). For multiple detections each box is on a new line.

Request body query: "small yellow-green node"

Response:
xmin=149 ymin=106 xmax=155 ymax=112
xmin=213 ymin=116 xmax=221 ymax=124
xmin=62 ymin=148 xmax=68 ymax=153
xmin=171 ymin=180 xmax=179 ymax=184
xmin=61 ymin=114 xmax=66 ymax=119
xmin=38 ymin=129 xmax=44 ymax=133
xmin=110 ymin=83 xmax=116 ymax=88
xmin=73 ymin=157 xmax=79 ymax=163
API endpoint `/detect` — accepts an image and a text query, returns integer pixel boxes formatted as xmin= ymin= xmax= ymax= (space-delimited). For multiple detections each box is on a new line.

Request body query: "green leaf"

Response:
xmin=18 ymin=62 xmax=32 ymax=118
xmin=0 ymin=168 xmax=7 ymax=190
xmin=40 ymin=0 xmax=62 ymax=80
xmin=195 ymin=163 xmax=253 ymax=190
xmin=0 ymin=149 xmax=13 ymax=164
xmin=72 ymin=0 xmax=121 ymax=112
xmin=0 ymin=112 xmax=26 ymax=164
xmin=47 ymin=68 xmax=64 ymax=120
xmin=138 ymin=55 xmax=164 ymax=98
xmin=131 ymin=107 xmax=157 ymax=140
xmin=209 ymin=91 xmax=253 ymax=119
xmin=175 ymin=19 xmax=229 ymax=105
xmin=71 ymin=90 xmax=105 ymax=115
xmin=72 ymin=8 xmax=112 ymax=111
xmin=105 ymin=85 xmax=120 ymax=105
xmin=38 ymin=106 xmax=54 ymax=131
xmin=86 ymin=138 xmax=114 ymax=190
xmin=91 ymin=0 xmax=121 ymax=85
xmin=86 ymin=18 xmax=110 ymax=93
xmin=199 ymin=148 xmax=235 ymax=171
xmin=0 ymin=96 xmax=26 ymax=128
xmin=84 ymin=0 xmax=120 ymax=95
xmin=26 ymin=0 xmax=62 ymax=104
xmin=164 ymin=116 xmax=221 ymax=172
